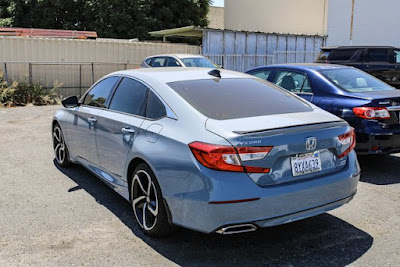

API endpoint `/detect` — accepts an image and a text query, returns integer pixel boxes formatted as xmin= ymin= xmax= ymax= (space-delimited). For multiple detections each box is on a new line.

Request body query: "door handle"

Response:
xmin=88 ymin=117 xmax=97 ymax=123
xmin=122 ymin=127 xmax=135 ymax=135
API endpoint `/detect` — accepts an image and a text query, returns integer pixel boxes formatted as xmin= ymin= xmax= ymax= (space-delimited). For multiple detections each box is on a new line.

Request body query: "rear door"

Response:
xmin=271 ymin=70 xmax=315 ymax=102
xmin=95 ymin=77 xmax=148 ymax=178
xmin=65 ymin=76 xmax=119 ymax=165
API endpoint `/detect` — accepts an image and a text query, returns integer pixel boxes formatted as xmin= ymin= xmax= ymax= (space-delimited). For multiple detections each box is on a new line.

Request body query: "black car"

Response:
xmin=315 ymin=46 xmax=400 ymax=88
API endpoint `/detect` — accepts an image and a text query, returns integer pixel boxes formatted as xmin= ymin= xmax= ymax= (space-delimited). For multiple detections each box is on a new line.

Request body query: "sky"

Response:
xmin=211 ymin=0 xmax=224 ymax=7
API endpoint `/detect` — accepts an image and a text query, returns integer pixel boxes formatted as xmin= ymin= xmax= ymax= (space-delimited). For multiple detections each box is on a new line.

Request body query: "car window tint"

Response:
xmin=328 ymin=49 xmax=358 ymax=61
xmin=109 ymin=78 xmax=148 ymax=116
xmin=321 ymin=68 xmax=394 ymax=93
xmin=168 ymin=78 xmax=312 ymax=120
xmin=166 ymin=57 xmax=181 ymax=67
xmin=151 ymin=57 xmax=166 ymax=67
xmin=83 ymin=76 xmax=119 ymax=108
xmin=181 ymin=57 xmax=218 ymax=68
xmin=146 ymin=91 xmax=167 ymax=119
xmin=367 ymin=49 xmax=389 ymax=62
xmin=250 ymin=70 xmax=272 ymax=80
xmin=273 ymin=71 xmax=312 ymax=93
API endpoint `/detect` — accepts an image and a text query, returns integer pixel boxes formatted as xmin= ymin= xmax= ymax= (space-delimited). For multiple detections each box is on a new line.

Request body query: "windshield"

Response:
xmin=320 ymin=68 xmax=394 ymax=93
xmin=167 ymin=78 xmax=312 ymax=120
xmin=181 ymin=57 xmax=219 ymax=68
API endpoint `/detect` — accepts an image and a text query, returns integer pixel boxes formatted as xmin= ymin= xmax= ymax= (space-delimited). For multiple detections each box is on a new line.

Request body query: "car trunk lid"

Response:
xmin=206 ymin=110 xmax=351 ymax=186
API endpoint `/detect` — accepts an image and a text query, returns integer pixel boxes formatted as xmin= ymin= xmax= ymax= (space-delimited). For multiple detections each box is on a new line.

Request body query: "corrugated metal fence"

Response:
xmin=0 ymin=36 xmax=201 ymax=97
xmin=205 ymin=51 xmax=320 ymax=72
xmin=202 ymin=29 xmax=324 ymax=71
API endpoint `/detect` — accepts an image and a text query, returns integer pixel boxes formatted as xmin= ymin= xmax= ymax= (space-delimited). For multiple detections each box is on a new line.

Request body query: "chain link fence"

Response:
xmin=1 ymin=62 xmax=139 ymax=98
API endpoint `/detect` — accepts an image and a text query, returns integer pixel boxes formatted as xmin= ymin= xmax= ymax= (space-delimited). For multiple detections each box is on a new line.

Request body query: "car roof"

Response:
xmin=249 ymin=63 xmax=352 ymax=72
xmin=109 ymin=67 xmax=251 ymax=83
xmin=321 ymin=46 xmax=397 ymax=50
xmin=145 ymin=54 xmax=207 ymax=59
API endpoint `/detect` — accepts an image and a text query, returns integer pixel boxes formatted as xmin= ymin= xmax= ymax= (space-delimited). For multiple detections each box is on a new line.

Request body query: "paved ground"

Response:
xmin=0 ymin=105 xmax=399 ymax=266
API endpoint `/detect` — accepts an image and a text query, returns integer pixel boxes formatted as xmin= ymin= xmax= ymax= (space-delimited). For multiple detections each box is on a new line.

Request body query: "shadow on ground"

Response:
xmin=358 ymin=154 xmax=400 ymax=185
xmin=55 ymin=161 xmax=373 ymax=266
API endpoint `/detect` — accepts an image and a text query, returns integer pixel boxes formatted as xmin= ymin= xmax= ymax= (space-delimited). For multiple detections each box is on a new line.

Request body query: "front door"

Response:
xmin=65 ymin=76 xmax=120 ymax=165
xmin=95 ymin=77 xmax=148 ymax=179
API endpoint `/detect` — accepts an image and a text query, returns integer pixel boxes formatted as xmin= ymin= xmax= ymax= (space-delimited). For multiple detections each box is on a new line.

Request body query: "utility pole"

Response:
xmin=350 ymin=0 xmax=355 ymax=45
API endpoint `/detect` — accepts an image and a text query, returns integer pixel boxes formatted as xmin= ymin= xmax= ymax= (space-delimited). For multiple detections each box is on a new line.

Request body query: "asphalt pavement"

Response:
xmin=0 ymin=105 xmax=399 ymax=266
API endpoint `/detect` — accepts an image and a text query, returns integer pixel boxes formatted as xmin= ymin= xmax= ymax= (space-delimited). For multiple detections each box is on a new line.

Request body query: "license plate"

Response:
xmin=291 ymin=151 xmax=322 ymax=177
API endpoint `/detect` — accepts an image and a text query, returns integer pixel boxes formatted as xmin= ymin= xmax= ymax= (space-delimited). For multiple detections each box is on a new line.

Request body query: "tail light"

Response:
xmin=189 ymin=142 xmax=272 ymax=173
xmin=352 ymin=107 xmax=390 ymax=120
xmin=338 ymin=128 xmax=356 ymax=159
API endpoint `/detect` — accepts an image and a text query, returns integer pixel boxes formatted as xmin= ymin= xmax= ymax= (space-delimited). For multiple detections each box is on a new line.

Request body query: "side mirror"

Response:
xmin=62 ymin=96 xmax=79 ymax=108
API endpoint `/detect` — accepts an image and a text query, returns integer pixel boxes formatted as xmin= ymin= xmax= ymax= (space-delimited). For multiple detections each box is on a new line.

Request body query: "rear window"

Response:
xmin=167 ymin=78 xmax=312 ymax=120
xmin=320 ymin=68 xmax=394 ymax=93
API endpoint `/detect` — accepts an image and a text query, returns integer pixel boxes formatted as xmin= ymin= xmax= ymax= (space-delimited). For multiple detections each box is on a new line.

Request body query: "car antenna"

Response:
xmin=208 ymin=69 xmax=221 ymax=78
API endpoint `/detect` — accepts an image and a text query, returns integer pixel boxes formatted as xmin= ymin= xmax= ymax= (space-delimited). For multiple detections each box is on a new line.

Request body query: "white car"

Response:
xmin=140 ymin=54 xmax=220 ymax=68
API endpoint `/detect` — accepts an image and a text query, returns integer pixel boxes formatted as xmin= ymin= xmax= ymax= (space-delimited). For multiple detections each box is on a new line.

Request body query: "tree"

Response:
xmin=0 ymin=0 xmax=211 ymax=40
xmin=0 ymin=0 xmax=13 ymax=26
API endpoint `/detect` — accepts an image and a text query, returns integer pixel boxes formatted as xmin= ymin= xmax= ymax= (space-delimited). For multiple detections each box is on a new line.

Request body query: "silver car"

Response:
xmin=140 ymin=54 xmax=220 ymax=68
xmin=53 ymin=68 xmax=360 ymax=236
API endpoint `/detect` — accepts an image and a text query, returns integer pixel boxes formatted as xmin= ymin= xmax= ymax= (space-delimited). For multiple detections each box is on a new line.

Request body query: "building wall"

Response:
xmin=327 ymin=0 xmax=400 ymax=46
xmin=225 ymin=0 xmax=328 ymax=35
xmin=207 ymin=6 xmax=224 ymax=29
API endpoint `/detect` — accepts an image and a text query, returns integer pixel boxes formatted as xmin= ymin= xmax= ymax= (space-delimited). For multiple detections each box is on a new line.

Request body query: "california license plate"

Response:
xmin=291 ymin=151 xmax=322 ymax=177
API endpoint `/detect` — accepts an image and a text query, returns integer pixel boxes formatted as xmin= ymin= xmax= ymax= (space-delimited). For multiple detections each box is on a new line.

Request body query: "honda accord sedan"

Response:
xmin=53 ymin=68 xmax=360 ymax=236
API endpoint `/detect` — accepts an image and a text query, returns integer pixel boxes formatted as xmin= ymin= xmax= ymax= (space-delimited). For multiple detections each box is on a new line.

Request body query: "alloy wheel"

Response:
xmin=132 ymin=170 xmax=159 ymax=231
xmin=53 ymin=126 xmax=66 ymax=164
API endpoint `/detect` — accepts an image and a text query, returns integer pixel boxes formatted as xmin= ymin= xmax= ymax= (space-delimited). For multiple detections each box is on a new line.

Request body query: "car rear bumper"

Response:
xmin=165 ymin=151 xmax=360 ymax=234
xmin=356 ymin=132 xmax=400 ymax=154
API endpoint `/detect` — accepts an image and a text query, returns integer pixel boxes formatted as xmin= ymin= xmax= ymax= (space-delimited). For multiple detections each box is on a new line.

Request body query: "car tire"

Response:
xmin=53 ymin=123 xmax=71 ymax=167
xmin=131 ymin=163 xmax=175 ymax=237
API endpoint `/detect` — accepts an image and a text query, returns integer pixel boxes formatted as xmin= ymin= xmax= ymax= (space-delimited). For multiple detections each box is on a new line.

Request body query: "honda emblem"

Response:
xmin=306 ymin=137 xmax=317 ymax=151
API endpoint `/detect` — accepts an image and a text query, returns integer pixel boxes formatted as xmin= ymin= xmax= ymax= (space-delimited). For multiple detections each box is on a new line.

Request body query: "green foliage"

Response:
xmin=1 ymin=0 xmax=211 ymax=40
xmin=0 ymin=72 xmax=61 ymax=107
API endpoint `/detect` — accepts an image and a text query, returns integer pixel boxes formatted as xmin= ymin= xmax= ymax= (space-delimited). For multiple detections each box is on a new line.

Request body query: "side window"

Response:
xmin=328 ymin=49 xmax=358 ymax=61
xmin=145 ymin=58 xmax=152 ymax=65
xmin=367 ymin=49 xmax=389 ymax=62
xmin=395 ymin=50 xmax=400 ymax=63
xmin=273 ymin=71 xmax=312 ymax=93
xmin=250 ymin=70 xmax=272 ymax=80
xmin=83 ymin=76 xmax=119 ymax=108
xmin=109 ymin=78 xmax=148 ymax=116
xmin=151 ymin=57 xmax=166 ymax=67
xmin=146 ymin=91 xmax=167 ymax=119
xmin=166 ymin=57 xmax=181 ymax=67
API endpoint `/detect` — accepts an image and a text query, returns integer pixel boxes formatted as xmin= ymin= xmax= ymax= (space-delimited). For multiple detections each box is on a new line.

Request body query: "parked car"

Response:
xmin=53 ymin=67 xmax=359 ymax=236
xmin=247 ymin=64 xmax=400 ymax=154
xmin=140 ymin=54 xmax=220 ymax=68
xmin=315 ymin=46 xmax=400 ymax=88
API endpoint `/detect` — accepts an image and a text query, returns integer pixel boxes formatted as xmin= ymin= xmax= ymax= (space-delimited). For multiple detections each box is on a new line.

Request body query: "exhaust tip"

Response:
xmin=216 ymin=224 xmax=257 ymax=235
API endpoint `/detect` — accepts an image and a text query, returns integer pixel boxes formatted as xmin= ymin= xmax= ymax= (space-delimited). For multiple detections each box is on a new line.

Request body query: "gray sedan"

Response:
xmin=53 ymin=68 xmax=360 ymax=237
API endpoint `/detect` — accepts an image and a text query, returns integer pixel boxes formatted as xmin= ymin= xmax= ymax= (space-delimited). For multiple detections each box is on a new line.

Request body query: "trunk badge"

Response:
xmin=306 ymin=137 xmax=317 ymax=151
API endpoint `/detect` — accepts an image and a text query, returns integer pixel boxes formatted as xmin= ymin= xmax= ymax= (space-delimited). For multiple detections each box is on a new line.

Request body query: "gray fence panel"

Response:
xmin=246 ymin=33 xmax=257 ymax=54
xmin=235 ymin=32 xmax=247 ymax=54
xmin=224 ymin=32 xmax=236 ymax=54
